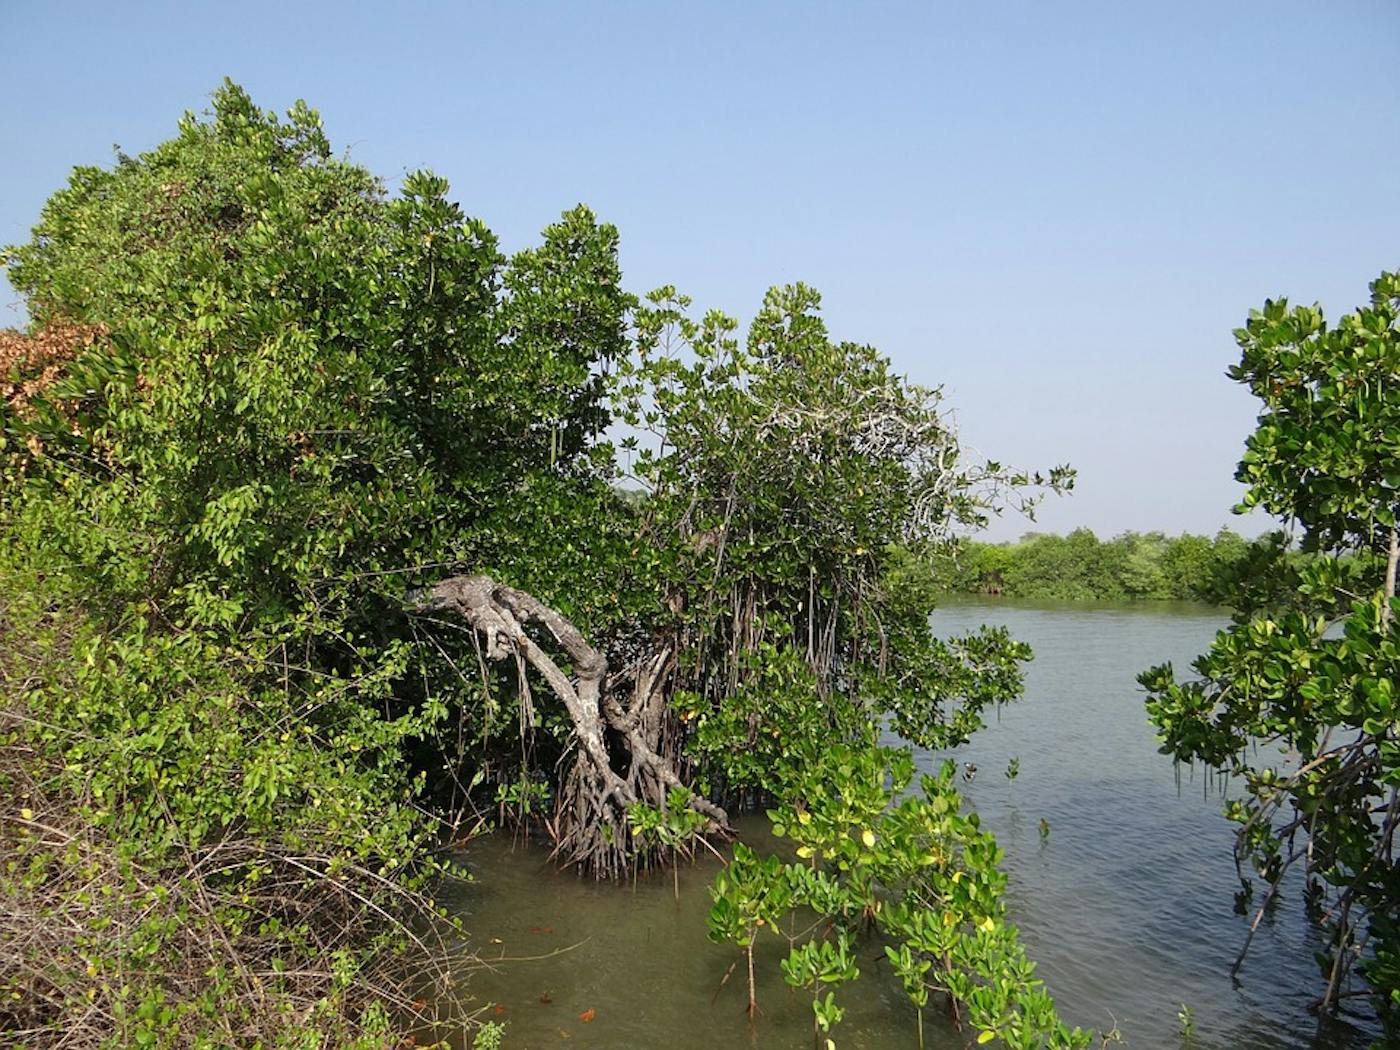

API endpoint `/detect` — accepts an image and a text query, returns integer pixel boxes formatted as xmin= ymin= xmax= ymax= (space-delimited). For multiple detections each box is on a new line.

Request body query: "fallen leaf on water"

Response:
xmin=579 ymin=1008 xmax=596 ymax=1022
xmin=489 ymin=937 xmax=503 ymax=944
xmin=493 ymin=1005 xmax=507 ymax=1016
xmin=558 ymin=1029 xmax=571 ymax=1039
xmin=528 ymin=925 xmax=554 ymax=935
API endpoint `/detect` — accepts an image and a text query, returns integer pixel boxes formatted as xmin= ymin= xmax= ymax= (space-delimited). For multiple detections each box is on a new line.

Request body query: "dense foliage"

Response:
xmin=707 ymin=748 xmax=1092 ymax=1049
xmin=1141 ymin=273 xmax=1400 ymax=1044
xmin=3 ymin=82 xmax=1087 ymax=1048
xmin=1 ymin=81 xmax=630 ymax=1046
xmin=931 ymin=527 xmax=1256 ymax=602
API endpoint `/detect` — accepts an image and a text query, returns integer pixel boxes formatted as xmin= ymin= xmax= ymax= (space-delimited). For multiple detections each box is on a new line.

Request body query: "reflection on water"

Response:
xmin=441 ymin=600 xmax=1377 ymax=1049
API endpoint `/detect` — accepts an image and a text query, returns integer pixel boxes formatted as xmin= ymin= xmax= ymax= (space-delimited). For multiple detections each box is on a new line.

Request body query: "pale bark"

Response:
xmin=1383 ymin=525 xmax=1399 ymax=627
xmin=416 ymin=574 xmax=728 ymax=876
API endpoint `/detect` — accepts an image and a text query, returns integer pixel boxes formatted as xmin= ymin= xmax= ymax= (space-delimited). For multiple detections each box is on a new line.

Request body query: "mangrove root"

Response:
xmin=415 ymin=574 xmax=729 ymax=877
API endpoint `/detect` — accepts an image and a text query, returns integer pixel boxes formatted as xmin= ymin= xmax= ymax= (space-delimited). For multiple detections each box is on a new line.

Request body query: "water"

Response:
xmin=441 ymin=600 xmax=1379 ymax=1049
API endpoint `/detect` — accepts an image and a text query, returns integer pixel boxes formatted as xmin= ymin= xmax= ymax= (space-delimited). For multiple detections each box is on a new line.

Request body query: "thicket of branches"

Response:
xmin=0 ymin=81 xmax=627 ymax=1046
xmin=3 ymin=82 xmax=1086 ymax=1047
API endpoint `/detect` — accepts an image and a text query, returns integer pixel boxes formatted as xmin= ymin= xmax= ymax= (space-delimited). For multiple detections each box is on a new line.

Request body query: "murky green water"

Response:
xmin=441 ymin=600 xmax=1378 ymax=1049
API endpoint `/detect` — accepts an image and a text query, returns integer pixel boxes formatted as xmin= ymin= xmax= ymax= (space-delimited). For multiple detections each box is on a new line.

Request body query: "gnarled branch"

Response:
xmin=415 ymin=574 xmax=728 ymax=876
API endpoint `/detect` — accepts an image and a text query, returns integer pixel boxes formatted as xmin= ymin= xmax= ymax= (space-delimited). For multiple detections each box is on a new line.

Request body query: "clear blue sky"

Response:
xmin=5 ymin=1 xmax=1399 ymax=541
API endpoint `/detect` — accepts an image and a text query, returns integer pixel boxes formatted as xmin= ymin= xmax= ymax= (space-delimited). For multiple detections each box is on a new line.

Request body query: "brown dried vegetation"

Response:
xmin=0 ymin=322 xmax=107 ymax=419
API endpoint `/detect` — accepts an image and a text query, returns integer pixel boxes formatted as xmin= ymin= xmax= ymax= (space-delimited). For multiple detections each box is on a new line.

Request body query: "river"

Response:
xmin=440 ymin=600 xmax=1378 ymax=1049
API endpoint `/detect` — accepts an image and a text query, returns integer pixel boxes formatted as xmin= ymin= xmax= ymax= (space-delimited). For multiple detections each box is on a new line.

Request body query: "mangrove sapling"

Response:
xmin=627 ymin=787 xmax=711 ymax=899
xmin=493 ymin=775 xmax=551 ymax=841
xmin=779 ymin=931 xmax=858 ymax=1049
xmin=707 ymin=844 xmax=795 ymax=1018
xmin=886 ymin=942 xmax=932 ymax=1048
xmin=713 ymin=745 xmax=1094 ymax=1049
xmin=1176 ymin=1002 xmax=1196 ymax=1043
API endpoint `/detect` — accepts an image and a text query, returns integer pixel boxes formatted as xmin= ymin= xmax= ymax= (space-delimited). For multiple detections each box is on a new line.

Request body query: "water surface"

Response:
xmin=442 ymin=600 xmax=1377 ymax=1049
xmin=928 ymin=599 xmax=1373 ymax=1050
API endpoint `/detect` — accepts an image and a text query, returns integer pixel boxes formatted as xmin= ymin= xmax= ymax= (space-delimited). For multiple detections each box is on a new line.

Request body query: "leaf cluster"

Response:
xmin=708 ymin=746 xmax=1092 ymax=1048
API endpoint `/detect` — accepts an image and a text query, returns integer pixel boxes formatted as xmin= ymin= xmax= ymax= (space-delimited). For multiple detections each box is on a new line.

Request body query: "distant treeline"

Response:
xmin=933 ymin=528 xmax=1256 ymax=602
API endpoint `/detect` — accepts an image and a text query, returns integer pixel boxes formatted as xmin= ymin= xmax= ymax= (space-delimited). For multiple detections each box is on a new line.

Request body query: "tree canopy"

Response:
xmin=931 ymin=527 xmax=1257 ymax=602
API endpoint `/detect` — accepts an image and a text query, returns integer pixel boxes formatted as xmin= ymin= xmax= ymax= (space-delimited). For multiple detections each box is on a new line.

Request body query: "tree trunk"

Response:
xmin=746 ymin=943 xmax=757 ymax=1020
xmin=415 ymin=574 xmax=729 ymax=877
xmin=1383 ymin=526 xmax=1399 ymax=627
